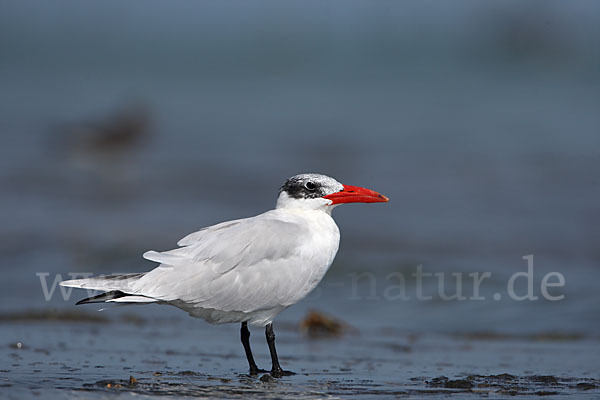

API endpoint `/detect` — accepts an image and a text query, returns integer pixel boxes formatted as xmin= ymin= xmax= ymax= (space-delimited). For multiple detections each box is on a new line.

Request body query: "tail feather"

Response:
xmin=60 ymin=273 xmax=157 ymax=305
xmin=60 ymin=273 xmax=145 ymax=291
xmin=76 ymin=290 xmax=128 ymax=305
xmin=75 ymin=290 xmax=157 ymax=305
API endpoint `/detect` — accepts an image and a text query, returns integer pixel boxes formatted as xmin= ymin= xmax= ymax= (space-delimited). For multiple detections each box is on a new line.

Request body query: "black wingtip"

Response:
xmin=75 ymin=290 xmax=127 ymax=305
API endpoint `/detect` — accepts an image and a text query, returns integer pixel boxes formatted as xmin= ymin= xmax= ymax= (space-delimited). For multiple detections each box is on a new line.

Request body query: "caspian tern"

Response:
xmin=60 ymin=173 xmax=388 ymax=377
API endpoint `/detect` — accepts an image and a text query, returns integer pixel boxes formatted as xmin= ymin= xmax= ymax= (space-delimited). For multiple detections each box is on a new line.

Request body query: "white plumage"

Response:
xmin=62 ymin=207 xmax=339 ymax=325
xmin=60 ymin=173 xmax=387 ymax=376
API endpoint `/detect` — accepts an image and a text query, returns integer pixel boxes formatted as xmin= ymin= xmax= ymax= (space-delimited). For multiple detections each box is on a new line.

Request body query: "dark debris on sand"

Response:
xmin=0 ymin=310 xmax=108 ymax=323
xmin=299 ymin=310 xmax=356 ymax=338
xmin=72 ymin=371 xmax=600 ymax=398
xmin=424 ymin=374 xmax=599 ymax=396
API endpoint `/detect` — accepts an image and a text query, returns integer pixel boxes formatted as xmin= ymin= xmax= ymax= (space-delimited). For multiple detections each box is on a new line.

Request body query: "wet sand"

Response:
xmin=2 ymin=308 xmax=598 ymax=399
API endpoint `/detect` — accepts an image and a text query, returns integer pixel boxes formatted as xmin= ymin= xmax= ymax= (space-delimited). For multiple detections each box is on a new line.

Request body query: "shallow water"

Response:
xmin=2 ymin=307 xmax=599 ymax=399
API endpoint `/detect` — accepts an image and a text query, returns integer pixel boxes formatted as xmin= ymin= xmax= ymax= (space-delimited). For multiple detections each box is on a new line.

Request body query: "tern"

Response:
xmin=61 ymin=173 xmax=388 ymax=377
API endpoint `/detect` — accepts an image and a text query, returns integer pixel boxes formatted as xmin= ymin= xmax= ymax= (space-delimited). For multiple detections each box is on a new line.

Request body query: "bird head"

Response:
xmin=277 ymin=173 xmax=388 ymax=211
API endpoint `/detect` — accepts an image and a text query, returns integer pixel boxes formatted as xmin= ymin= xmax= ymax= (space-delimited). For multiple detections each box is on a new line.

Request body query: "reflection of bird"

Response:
xmin=61 ymin=173 xmax=388 ymax=377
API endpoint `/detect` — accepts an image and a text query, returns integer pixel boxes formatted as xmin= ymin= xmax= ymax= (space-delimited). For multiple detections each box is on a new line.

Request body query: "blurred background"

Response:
xmin=1 ymin=0 xmax=599 ymax=339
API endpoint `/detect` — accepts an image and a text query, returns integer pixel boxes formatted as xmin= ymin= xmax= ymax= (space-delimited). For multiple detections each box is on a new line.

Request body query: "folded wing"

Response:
xmin=132 ymin=211 xmax=312 ymax=313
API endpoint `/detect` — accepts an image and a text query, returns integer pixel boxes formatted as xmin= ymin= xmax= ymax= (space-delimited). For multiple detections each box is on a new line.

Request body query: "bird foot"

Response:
xmin=270 ymin=368 xmax=296 ymax=378
xmin=249 ymin=367 xmax=268 ymax=376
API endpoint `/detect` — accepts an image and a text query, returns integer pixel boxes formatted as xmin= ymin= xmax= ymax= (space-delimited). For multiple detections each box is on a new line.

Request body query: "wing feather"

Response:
xmin=133 ymin=210 xmax=312 ymax=313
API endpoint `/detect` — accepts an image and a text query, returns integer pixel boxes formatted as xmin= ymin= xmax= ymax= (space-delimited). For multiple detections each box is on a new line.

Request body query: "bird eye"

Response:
xmin=304 ymin=181 xmax=316 ymax=191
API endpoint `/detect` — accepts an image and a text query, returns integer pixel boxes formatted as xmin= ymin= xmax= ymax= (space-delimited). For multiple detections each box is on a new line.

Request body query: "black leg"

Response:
xmin=265 ymin=323 xmax=295 ymax=377
xmin=241 ymin=322 xmax=266 ymax=375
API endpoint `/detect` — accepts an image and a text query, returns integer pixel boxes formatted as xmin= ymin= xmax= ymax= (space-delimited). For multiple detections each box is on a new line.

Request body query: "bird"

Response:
xmin=60 ymin=173 xmax=388 ymax=377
